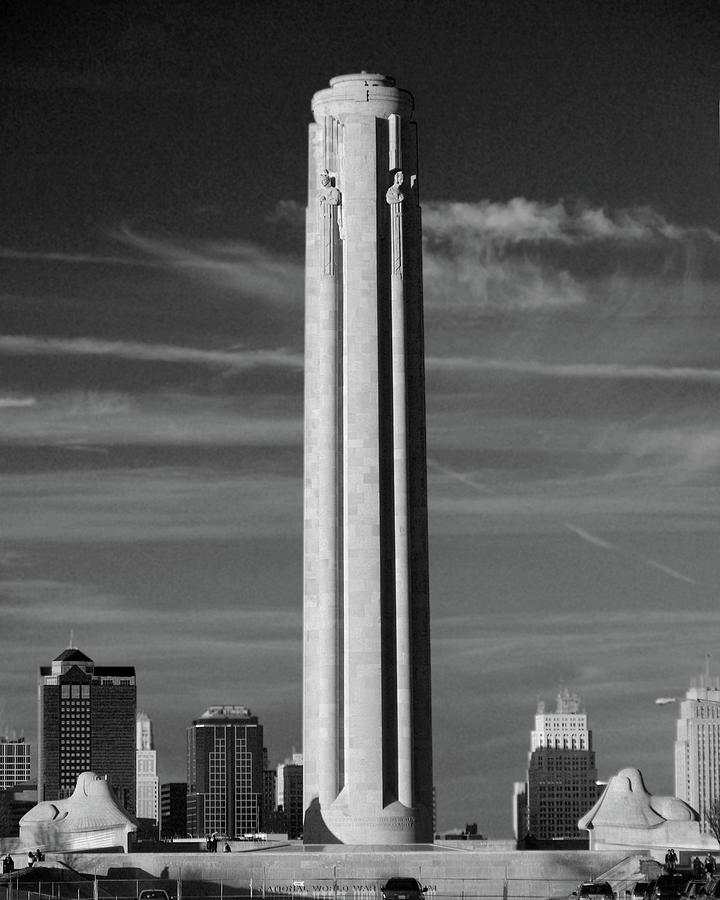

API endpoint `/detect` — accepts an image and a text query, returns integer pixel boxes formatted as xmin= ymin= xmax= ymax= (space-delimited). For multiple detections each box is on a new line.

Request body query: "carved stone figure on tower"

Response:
xmin=386 ymin=170 xmax=405 ymax=205
xmin=319 ymin=169 xmax=342 ymax=206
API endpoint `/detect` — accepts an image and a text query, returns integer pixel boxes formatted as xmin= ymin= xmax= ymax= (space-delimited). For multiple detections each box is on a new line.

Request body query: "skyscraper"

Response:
xmin=280 ymin=757 xmax=303 ymax=840
xmin=276 ymin=751 xmax=303 ymax=812
xmin=675 ymin=671 xmax=720 ymax=832
xmin=136 ymin=712 xmax=159 ymax=825
xmin=0 ymin=738 xmax=31 ymax=790
xmin=262 ymin=768 xmax=278 ymax=832
xmin=38 ymin=646 xmax=136 ymax=813
xmin=523 ymin=688 xmax=600 ymax=843
xmin=186 ymin=705 xmax=264 ymax=838
xmin=160 ymin=782 xmax=187 ymax=840
xmin=303 ymin=72 xmax=433 ymax=845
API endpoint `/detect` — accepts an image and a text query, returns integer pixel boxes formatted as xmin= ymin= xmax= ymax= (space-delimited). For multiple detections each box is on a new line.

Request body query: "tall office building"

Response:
xmin=160 ymin=782 xmax=187 ymax=839
xmin=276 ymin=754 xmax=303 ymax=840
xmin=303 ymin=72 xmax=432 ymax=844
xmin=136 ymin=712 xmax=159 ymax=824
xmin=512 ymin=781 xmax=527 ymax=845
xmin=38 ymin=646 xmax=136 ymax=812
xmin=262 ymin=768 xmax=278 ymax=831
xmin=524 ymin=688 xmax=600 ymax=842
xmin=0 ymin=737 xmax=31 ymax=789
xmin=186 ymin=706 xmax=264 ymax=838
xmin=675 ymin=671 xmax=720 ymax=832
xmin=276 ymin=752 xmax=303 ymax=810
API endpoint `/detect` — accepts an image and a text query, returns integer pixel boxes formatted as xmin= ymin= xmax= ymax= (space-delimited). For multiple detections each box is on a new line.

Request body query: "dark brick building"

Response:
xmin=160 ymin=782 xmax=188 ymax=839
xmin=186 ymin=706 xmax=264 ymax=838
xmin=282 ymin=763 xmax=303 ymax=840
xmin=523 ymin=689 xmax=601 ymax=843
xmin=262 ymin=768 xmax=277 ymax=830
xmin=38 ymin=647 xmax=136 ymax=814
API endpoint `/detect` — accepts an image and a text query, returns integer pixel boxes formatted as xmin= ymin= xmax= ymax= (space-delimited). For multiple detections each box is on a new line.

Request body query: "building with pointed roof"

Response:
xmin=38 ymin=646 xmax=136 ymax=814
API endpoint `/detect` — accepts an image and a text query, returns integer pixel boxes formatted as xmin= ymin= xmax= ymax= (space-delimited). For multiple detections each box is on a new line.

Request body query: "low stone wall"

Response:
xmin=55 ymin=848 xmax=635 ymax=899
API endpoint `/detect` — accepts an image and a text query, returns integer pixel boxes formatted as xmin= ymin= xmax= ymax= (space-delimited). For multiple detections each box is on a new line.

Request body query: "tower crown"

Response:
xmin=51 ymin=648 xmax=94 ymax=676
xmin=312 ymin=71 xmax=414 ymax=122
xmin=329 ymin=72 xmax=395 ymax=86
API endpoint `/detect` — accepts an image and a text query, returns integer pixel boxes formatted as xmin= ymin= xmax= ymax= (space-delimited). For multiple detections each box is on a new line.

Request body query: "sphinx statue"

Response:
xmin=20 ymin=772 xmax=137 ymax=851
xmin=579 ymin=767 xmax=711 ymax=852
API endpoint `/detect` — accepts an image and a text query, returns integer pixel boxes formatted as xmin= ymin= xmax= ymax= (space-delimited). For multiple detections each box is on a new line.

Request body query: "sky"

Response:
xmin=1 ymin=0 xmax=720 ymax=838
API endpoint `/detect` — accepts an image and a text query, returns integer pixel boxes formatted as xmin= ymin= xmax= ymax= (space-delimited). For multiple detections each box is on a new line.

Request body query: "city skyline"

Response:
xmin=2 ymin=0 xmax=720 ymax=838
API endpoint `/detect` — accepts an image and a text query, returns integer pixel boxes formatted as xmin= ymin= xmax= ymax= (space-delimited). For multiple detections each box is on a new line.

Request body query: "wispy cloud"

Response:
xmin=0 ymin=390 xmax=301 ymax=446
xmin=1 ymin=580 xmax=300 ymax=637
xmin=421 ymin=198 xmax=720 ymax=318
xmin=563 ymin=524 xmax=698 ymax=584
xmin=432 ymin=606 xmax=720 ymax=654
xmin=114 ymin=227 xmax=304 ymax=305
xmin=0 ymin=396 xmax=36 ymax=408
xmin=0 ymin=468 xmax=301 ymax=541
xmin=427 ymin=356 xmax=720 ymax=382
xmin=608 ymin=426 xmax=720 ymax=475
xmin=0 ymin=581 xmax=136 ymax=625
xmin=0 ymin=246 xmax=157 ymax=267
xmin=0 ymin=335 xmax=302 ymax=371
xmin=423 ymin=198 xmax=720 ymax=247
xmin=563 ymin=523 xmax=615 ymax=550
xmin=643 ymin=559 xmax=697 ymax=584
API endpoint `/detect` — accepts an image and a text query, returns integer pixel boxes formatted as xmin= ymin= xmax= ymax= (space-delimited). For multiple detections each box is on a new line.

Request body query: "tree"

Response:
xmin=0 ymin=791 xmax=14 ymax=838
xmin=704 ymin=796 xmax=720 ymax=845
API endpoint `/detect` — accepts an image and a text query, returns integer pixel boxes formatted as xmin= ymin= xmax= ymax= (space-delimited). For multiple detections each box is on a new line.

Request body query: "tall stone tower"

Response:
xmin=675 ymin=671 xmax=720 ymax=833
xmin=303 ymin=73 xmax=433 ymax=844
xmin=524 ymin=689 xmax=601 ymax=842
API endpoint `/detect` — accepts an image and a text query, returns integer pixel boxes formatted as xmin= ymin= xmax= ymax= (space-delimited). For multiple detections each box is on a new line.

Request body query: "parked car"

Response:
xmin=381 ymin=878 xmax=427 ymax=900
xmin=138 ymin=890 xmax=171 ymax=900
xmin=576 ymin=883 xmax=615 ymax=900
xmin=632 ymin=883 xmax=651 ymax=900
xmin=681 ymin=881 xmax=708 ymax=900
xmin=649 ymin=874 xmax=692 ymax=900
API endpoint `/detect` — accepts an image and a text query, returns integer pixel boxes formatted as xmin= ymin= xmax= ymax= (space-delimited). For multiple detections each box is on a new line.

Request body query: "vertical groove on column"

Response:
xmin=387 ymin=112 xmax=413 ymax=809
xmin=376 ymin=117 xmax=398 ymax=808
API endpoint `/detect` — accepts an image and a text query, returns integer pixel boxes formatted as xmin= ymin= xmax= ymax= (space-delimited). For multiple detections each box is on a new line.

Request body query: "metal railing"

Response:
xmin=1 ymin=878 xmax=638 ymax=900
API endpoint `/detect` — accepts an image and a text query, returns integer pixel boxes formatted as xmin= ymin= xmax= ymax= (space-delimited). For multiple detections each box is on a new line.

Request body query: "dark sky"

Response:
xmin=4 ymin=0 xmax=718 ymax=246
xmin=2 ymin=0 xmax=720 ymax=838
